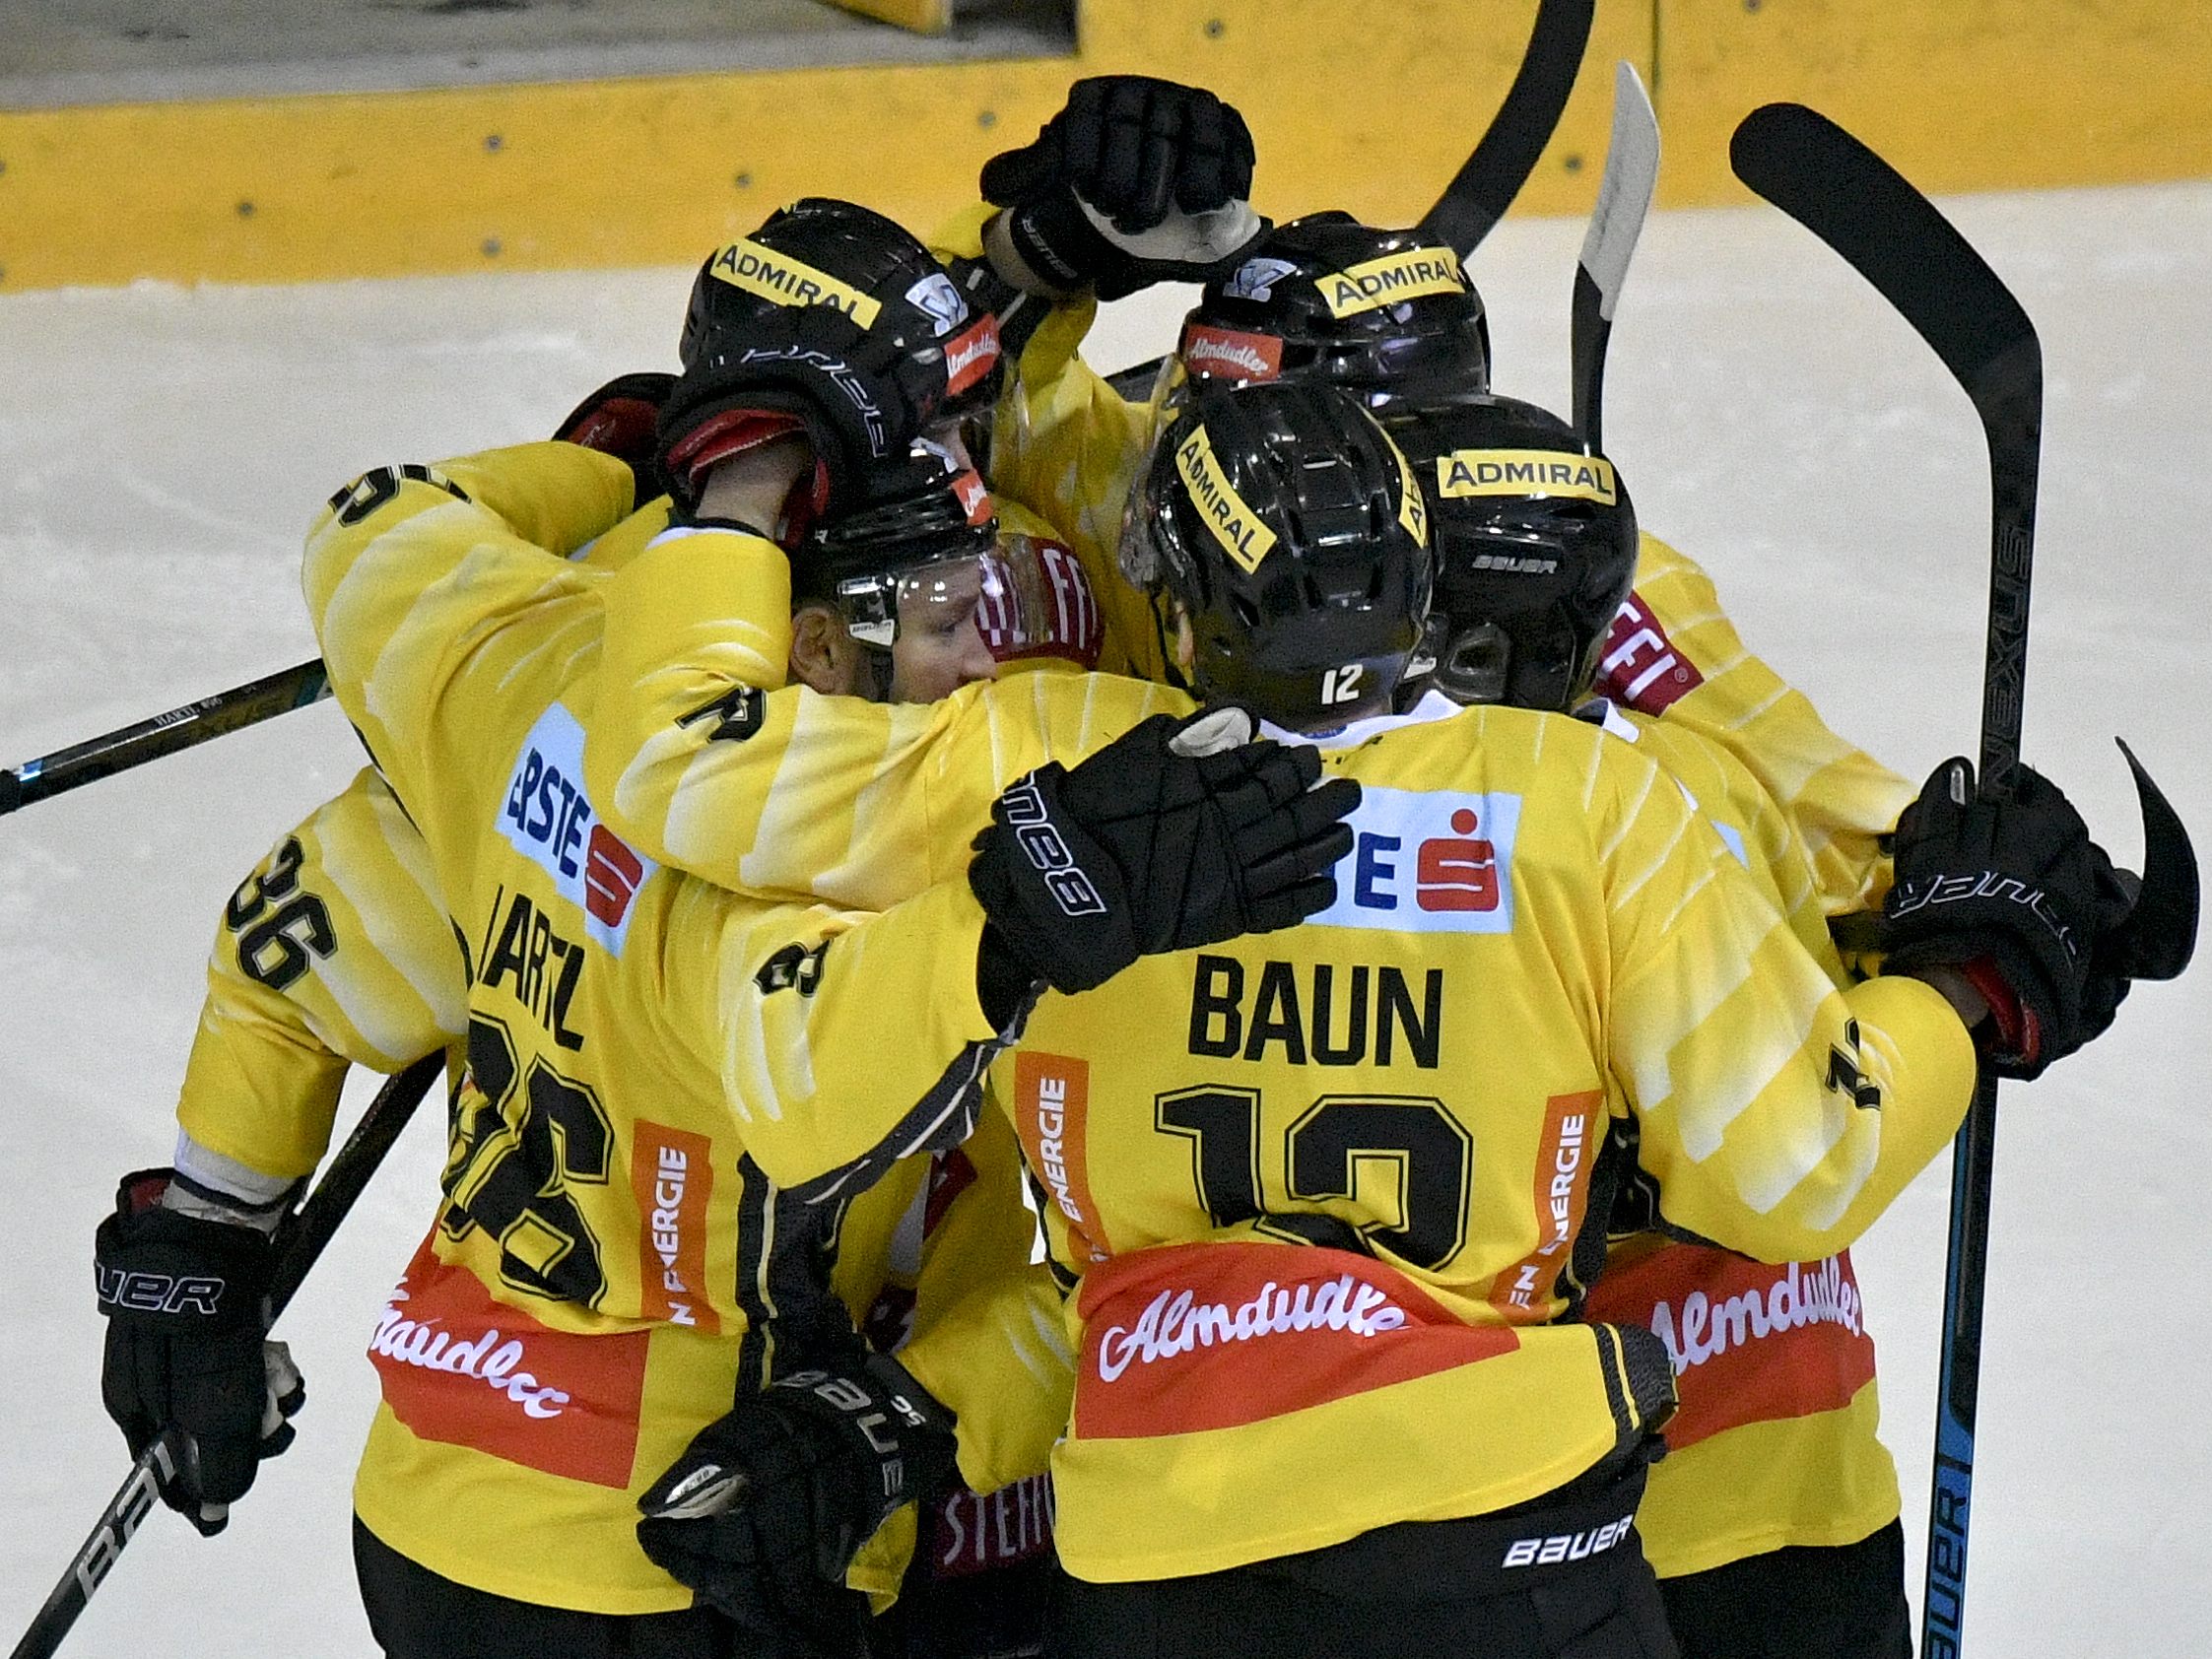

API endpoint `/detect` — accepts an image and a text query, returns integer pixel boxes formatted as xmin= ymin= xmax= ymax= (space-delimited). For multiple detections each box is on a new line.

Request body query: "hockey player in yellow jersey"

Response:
xmin=937 ymin=172 xmax=1944 ymax=1656
xmin=1385 ymin=391 xmax=1922 ymax=1656
xmin=970 ymin=379 xmax=2155 ymax=1659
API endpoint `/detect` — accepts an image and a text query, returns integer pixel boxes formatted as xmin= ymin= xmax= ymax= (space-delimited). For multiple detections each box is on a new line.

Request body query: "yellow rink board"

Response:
xmin=1 ymin=0 xmax=2207 ymax=292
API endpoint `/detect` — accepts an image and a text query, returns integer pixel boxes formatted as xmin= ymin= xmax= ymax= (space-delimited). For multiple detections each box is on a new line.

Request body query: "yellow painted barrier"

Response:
xmin=1655 ymin=0 xmax=2212 ymax=205
xmin=0 ymin=0 xmax=2204 ymax=292
xmin=0 ymin=0 xmax=1641 ymax=291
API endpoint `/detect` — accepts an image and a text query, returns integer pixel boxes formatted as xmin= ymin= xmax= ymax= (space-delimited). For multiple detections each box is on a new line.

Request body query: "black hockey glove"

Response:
xmin=980 ymin=75 xmax=1262 ymax=299
xmin=1881 ymin=758 xmax=2135 ymax=1080
xmin=554 ymin=369 xmax=676 ymax=502
xmin=969 ymin=707 xmax=1359 ymax=998
xmin=637 ymin=1351 xmax=958 ymax=1659
xmin=95 ymin=1169 xmax=303 ymax=1536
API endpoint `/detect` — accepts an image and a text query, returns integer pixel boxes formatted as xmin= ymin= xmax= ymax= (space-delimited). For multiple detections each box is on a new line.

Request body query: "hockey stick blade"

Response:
xmin=2111 ymin=738 xmax=2199 ymax=981
xmin=8 ymin=1053 xmax=441 ymax=1659
xmin=1570 ymin=60 xmax=1658 ymax=448
xmin=1420 ymin=0 xmax=1596 ymax=254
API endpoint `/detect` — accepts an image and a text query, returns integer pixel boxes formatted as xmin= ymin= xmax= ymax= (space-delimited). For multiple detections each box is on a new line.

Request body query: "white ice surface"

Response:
xmin=3 ymin=179 xmax=2209 ymax=1654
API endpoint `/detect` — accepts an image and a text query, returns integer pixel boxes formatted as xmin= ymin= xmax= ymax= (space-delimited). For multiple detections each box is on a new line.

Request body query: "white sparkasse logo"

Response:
xmin=370 ymin=1288 xmax=571 ymax=1420
xmin=1223 ymin=256 xmax=1299 ymax=301
xmin=1646 ymin=1257 xmax=1863 ymax=1373
xmin=1095 ymin=1274 xmax=1408 ymax=1381
xmin=905 ymin=271 xmax=970 ymax=337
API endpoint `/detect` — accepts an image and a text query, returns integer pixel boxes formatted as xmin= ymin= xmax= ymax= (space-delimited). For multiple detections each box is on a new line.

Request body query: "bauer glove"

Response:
xmin=980 ymin=75 xmax=1264 ymax=299
xmin=95 ymin=1169 xmax=303 ymax=1536
xmin=637 ymin=1350 xmax=957 ymax=1659
xmin=1881 ymin=758 xmax=2136 ymax=1080
xmin=969 ymin=706 xmax=1359 ymax=997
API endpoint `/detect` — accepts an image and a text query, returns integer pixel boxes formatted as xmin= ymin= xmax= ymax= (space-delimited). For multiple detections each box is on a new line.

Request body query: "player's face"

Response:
xmin=888 ymin=560 xmax=997 ymax=702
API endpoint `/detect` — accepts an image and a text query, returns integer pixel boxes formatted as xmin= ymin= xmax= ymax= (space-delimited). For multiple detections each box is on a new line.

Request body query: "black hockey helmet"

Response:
xmin=1385 ymin=395 xmax=1638 ymax=712
xmin=1173 ymin=212 xmax=1490 ymax=408
xmin=796 ymin=438 xmax=1083 ymax=679
xmin=659 ymin=198 xmax=1003 ymax=510
xmin=1122 ymin=380 xmax=1435 ymax=730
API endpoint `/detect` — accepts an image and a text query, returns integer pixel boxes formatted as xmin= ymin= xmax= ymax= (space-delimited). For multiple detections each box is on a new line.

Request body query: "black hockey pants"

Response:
xmin=1657 ymin=1518 xmax=1911 ymax=1659
xmin=1045 ymin=1446 xmax=1678 ymax=1659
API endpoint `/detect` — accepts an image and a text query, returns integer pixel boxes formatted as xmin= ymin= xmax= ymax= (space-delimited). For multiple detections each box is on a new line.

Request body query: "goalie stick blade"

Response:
xmin=1420 ymin=0 xmax=1596 ymax=255
xmin=1727 ymin=103 xmax=2041 ymax=420
xmin=1570 ymin=60 xmax=1658 ymax=447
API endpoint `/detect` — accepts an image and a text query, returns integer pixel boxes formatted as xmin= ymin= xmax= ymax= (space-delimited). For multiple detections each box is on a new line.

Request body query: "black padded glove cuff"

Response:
xmin=96 ymin=1169 xmax=271 ymax=1333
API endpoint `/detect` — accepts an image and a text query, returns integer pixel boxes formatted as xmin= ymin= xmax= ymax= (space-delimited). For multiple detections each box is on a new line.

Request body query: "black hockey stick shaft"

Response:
xmin=1730 ymin=101 xmax=2042 ymax=1659
xmin=1 ymin=658 xmax=330 ymax=818
xmin=7 ymin=1051 xmax=443 ymax=1659
xmin=1102 ymin=0 xmax=1596 ymax=401
xmin=1416 ymin=0 xmax=1597 ymax=253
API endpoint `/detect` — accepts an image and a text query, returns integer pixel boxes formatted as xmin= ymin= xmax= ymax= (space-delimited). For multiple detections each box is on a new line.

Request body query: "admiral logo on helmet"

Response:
xmin=710 ymin=238 xmax=884 ymax=328
xmin=1222 ymin=255 xmax=1301 ymax=302
xmin=1173 ymin=424 xmax=1278 ymax=575
xmin=1314 ymin=246 xmax=1465 ymax=320
xmin=904 ymin=271 xmax=970 ymax=337
xmin=1376 ymin=424 xmax=1429 ymax=548
xmin=1436 ymin=449 xmax=1618 ymax=506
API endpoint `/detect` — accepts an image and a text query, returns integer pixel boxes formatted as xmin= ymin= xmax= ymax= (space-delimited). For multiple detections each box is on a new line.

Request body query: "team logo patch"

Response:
xmin=369 ymin=1233 xmax=649 ymax=1488
xmin=1435 ymin=449 xmax=1618 ymax=505
xmin=1580 ymin=1247 xmax=1875 ymax=1453
xmin=1221 ymin=255 xmax=1300 ymax=301
xmin=708 ymin=238 xmax=882 ymax=327
xmin=1315 ymin=246 xmax=1464 ymax=319
xmin=1594 ymin=593 xmax=1705 ymax=714
xmin=943 ymin=314 xmax=1001 ymax=397
xmin=1073 ymin=1241 xmax=1514 ymax=1438
xmin=1179 ymin=323 xmax=1284 ymax=382
xmin=904 ymin=270 xmax=970 ymax=336
xmin=1174 ymin=422 xmax=1277 ymax=574
xmin=1307 ymin=786 xmax=1518 ymax=935
xmin=498 ymin=704 xmax=659 ymax=956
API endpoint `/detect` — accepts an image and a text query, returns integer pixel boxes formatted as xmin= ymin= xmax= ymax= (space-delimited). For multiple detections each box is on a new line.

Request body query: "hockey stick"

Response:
xmin=1569 ymin=60 xmax=1658 ymax=448
xmin=1728 ymin=101 xmax=2040 ymax=1659
xmin=1103 ymin=0 xmax=1597 ymax=400
xmin=0 ymin=658 xmax=330 ymax=819
xmin=1418 ymin=0 xmax=1597 ymax=253
xmin=8 ymin=1050 xmax=444 ymax=1659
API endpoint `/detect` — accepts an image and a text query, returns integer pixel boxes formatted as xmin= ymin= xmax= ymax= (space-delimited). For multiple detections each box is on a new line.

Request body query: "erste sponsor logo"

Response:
xmin=498 ymin=703 xmax=658 ymax=955
xmin=1307 ymin=785 xmax=1518 ymax=935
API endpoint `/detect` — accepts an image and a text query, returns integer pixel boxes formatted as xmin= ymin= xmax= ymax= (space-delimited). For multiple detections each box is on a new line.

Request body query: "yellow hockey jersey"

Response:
xmin=992 ymin=694 xmax=1974 ymax=1583
xmin=1577 ymin=704 xmax=1904 ymax=1576
xmin=947 ymin=271 xmax=1925 ymax=1579
xmin=302 ymin=441 xmax=1068 ymax=1610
